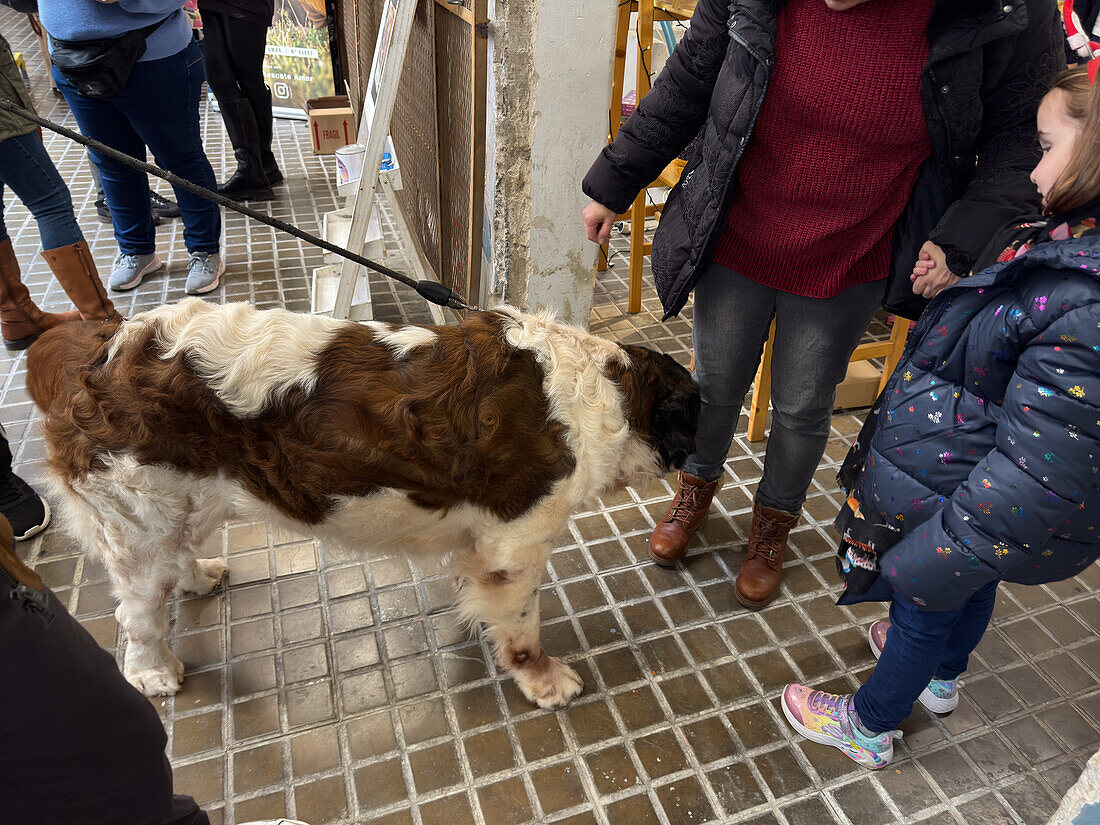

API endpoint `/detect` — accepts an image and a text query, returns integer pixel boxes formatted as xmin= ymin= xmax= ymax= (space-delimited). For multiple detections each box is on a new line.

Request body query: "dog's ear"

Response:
xmin=649 ymin=353 xmax=699 ymax=470
xmin=652 ymin=371 xmax=699 ymax=469
xmin=619 ymin=346 xmax=700 ymax=471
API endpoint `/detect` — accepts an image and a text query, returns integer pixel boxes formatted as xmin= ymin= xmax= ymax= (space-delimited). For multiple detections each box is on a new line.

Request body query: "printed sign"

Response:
xmin=264 ymin=0 xmax=337 ymax=119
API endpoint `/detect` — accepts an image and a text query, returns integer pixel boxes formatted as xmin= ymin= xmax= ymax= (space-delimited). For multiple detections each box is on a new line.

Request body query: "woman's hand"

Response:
xmin=582 ymin=201 xmax=618 ymax=245
xmin=911 ymin=241 xmax=960 ymax=298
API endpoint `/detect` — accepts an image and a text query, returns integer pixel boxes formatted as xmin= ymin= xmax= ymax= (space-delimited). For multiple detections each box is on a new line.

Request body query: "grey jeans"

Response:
xmin=683 ymin=262 xmax=885 ymax=514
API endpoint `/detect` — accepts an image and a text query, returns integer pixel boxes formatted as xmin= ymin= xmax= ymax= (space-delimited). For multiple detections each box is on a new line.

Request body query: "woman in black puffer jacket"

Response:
xmin=582 ymin=0 xmax=1064 ymax=612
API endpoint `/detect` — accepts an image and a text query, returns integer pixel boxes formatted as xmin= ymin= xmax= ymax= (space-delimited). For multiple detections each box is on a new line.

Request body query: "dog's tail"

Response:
xmin=26 ymin=319 xmax=121 ymax=415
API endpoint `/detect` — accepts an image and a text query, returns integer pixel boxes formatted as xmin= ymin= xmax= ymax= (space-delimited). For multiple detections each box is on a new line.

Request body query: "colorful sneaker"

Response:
xmin=781 ymin=684 xmax=899 ymax=769
xmin=185 ymin=252 xmax=225 ymax=294
xmin=868 ymin=620 xmax=961 ymax=714
xmin=109 ymin=252 xmax=163 ymax=291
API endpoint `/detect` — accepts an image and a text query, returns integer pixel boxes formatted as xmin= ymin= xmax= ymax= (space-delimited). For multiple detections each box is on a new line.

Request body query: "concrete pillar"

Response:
xmin=482 ymin=1 xmax=619 ymax=327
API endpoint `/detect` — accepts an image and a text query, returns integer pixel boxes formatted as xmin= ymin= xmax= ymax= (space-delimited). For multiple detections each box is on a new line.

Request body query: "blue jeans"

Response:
xmin=854 ymin=580 xmax=999 ymax=733
xmin=685 ymin=262 xmax=884 ymax=512
xmin=53 ymin=39 xmax=219 ymax=255
xmin=0 ymin=131 xmax=83 ymax=248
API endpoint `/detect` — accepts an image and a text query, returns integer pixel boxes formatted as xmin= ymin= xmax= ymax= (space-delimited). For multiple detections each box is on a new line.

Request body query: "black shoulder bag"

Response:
xmin=48 ymin=16 xmax=167 ymax=98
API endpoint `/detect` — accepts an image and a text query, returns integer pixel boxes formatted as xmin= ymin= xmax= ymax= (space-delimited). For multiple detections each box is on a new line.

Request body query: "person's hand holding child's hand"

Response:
xmin=911 ymin=241 xmax=961 ymax=298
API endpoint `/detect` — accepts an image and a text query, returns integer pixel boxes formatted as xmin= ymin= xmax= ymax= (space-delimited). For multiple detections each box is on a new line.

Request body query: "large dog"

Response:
xmin=27 ymin=300 xmax=698 ymax=708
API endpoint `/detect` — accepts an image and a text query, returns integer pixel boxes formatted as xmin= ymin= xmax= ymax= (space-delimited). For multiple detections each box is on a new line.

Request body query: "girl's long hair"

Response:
xmin=1045 ymin=66 xmax=1100 ymax=215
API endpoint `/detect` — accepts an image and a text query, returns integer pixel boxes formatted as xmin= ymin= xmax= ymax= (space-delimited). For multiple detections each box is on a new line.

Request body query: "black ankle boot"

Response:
xmin=261 ymin=151 xmax=283 ymax=186
xmin=217 ymin=98 xmax=274 ymax=200
xmin=218 ymin=147 xmax=274 ymax=201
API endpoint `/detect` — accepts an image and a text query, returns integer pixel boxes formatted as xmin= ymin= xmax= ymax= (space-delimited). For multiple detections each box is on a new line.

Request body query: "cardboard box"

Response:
xmin=306 ymin=96 xmax=357 ymax=155
xmin=834 ymin=360 xmax=882 ymax=411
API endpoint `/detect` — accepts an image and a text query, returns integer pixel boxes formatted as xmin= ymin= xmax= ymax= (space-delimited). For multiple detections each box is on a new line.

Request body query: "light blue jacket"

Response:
xmin=37 ymin=0 xmax=190 ymax=63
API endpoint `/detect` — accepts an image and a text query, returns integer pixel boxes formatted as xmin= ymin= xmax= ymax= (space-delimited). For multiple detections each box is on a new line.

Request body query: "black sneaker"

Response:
xmin=97 ymin=197 xmax=162 ymax=226
xmin=150 ymin=191 xmax=180 ymax=219
xmin=0 ymin=473 xmax=51 ymax=541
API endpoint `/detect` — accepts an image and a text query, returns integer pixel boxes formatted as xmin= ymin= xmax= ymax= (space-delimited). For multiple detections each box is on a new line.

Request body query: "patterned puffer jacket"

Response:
xmin=860 ymin=218 xmax=1100 ymax=610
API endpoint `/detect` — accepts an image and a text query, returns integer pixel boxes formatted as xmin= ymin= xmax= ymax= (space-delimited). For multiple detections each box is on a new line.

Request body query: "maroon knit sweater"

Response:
xmin=713 ymin=0 xmax=935 ymax=298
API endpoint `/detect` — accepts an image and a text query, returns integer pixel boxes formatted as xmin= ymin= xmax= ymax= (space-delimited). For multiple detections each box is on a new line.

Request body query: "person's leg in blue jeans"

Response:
xmin=782 ymin=582 xmax=998 ymax=768
xmin=0 ymin=131 xmax=83 ymax=249
xmin=53 ymin=41 xmax=219 ymax=255
xmin=107 ymin=40 xmax=220 ymax=254
xmin=54 ymin=72 xmax=158 ymax=256
xmin=935 ymin=581 xmax=998 ymax=680
xmin=0 ymin=132 xmax=116 ymax=348
xmin=855 ymin=580 xmax=999 ymax=732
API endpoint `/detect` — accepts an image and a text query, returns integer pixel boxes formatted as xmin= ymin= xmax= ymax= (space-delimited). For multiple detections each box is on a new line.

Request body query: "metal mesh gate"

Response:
xmin=335 ymin=0 xmax=485 ymax=303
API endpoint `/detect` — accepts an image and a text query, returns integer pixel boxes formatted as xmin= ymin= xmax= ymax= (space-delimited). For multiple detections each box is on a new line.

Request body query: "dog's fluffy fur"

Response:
xmin=27 ymin=299 xmax=698 ymax=707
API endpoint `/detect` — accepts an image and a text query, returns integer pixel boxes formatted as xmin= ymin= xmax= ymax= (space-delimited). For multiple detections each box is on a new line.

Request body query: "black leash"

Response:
xmin=0 ymin=96 xmax=476 ymax=312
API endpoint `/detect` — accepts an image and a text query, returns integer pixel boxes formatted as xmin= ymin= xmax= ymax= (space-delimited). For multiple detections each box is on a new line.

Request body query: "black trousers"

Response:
xmin=0 ymin=571 xmax=208 ymax=825
xmin=201 ymin=9 xmax=274 ymax=160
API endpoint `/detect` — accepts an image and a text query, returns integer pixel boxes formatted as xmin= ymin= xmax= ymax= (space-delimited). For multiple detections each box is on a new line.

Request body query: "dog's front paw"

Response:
xmin=513 ymin=653 xmax=584 ymax=709
xmin=125 ymin=641 xmax=184 ymax=696
xmin=181 ymin=557 xmax=228 ymax=596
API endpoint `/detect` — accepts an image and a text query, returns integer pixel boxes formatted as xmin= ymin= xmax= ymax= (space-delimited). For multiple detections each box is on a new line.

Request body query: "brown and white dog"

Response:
xmin=27 ymin=299 xmax=698 ymax=708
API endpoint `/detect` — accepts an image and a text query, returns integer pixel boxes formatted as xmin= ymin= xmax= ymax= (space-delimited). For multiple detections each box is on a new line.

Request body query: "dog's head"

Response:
xmin=615 ymin=345 xmax=700 ymax=473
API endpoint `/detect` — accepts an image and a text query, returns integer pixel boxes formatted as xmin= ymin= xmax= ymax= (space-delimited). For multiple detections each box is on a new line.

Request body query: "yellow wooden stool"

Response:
xmin=596 ymin=0 xmax=696 ymax=314
xmin=11 ymin=52 xmax=27 ymax=82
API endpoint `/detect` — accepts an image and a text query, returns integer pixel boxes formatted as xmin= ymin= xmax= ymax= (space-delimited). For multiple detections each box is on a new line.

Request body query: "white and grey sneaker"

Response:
xmin=185 ymin=251 xmax=225 ymax=294
xmin=869 ymin=619 xmax=961 ymax=713
xmin=109 ymin=252 xmax=162 ymax=291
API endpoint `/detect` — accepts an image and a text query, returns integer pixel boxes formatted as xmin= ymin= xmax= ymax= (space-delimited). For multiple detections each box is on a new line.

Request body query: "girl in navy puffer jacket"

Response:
xmin=782 ymin=65 xmax=1100 ymax=769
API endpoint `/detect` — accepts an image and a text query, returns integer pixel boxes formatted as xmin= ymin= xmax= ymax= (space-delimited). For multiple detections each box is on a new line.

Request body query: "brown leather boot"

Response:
xmin=0 ymin=237 xmax=79 ymax=351
xmin=40 ymin=240 xmax=118 ymax=321
xmin=649 ymin=471 xmax=720 ymax=567
xmin=735 ymin=500 xmax=799 ymax=609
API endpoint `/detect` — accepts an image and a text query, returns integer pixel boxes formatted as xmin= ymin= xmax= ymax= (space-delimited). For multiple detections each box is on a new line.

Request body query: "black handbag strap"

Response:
xmin=48 ymin=14 xmax=171 ymax=50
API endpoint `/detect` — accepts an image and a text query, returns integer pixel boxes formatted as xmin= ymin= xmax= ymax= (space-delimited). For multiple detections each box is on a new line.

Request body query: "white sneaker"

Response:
xmin=109 ymin=252 xmax=163 ymax=291
xmin=868 ymin=619 xmax=961 ymax=713
xmin=185 ymin=251 xmax=225 ymax=294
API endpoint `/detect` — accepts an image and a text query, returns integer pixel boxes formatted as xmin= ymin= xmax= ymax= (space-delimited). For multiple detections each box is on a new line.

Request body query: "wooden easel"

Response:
xmin=327 ymin=0 xmax=417 ymax=322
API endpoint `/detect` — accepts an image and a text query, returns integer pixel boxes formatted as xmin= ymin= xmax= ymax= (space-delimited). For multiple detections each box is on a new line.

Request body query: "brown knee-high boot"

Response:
xmin=0 ymin=237 xmax=79 ymax=351
xmin=40 ymin=241 xmax=118 ymax=322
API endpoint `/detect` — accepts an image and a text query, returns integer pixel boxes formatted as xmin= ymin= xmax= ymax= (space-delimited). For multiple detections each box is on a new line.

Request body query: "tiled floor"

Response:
xmin=4 ymin=10 xmax=1099 ymax=825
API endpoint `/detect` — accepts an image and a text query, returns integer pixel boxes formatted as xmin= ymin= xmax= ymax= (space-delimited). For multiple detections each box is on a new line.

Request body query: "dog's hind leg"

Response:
xmin=454 ymin=544 xmax=583 ymax=709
